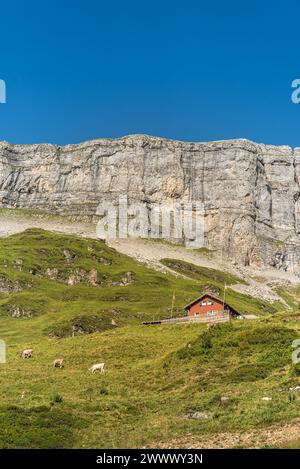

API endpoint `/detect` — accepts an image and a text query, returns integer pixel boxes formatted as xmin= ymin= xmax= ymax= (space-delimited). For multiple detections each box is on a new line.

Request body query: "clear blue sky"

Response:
xmin=1 ymin=0 xmax=300 ymax=146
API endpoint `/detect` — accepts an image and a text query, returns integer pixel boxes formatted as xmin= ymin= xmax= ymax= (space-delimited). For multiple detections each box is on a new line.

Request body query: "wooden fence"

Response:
xmin=143 ymin=313 xmax=230 ymax=326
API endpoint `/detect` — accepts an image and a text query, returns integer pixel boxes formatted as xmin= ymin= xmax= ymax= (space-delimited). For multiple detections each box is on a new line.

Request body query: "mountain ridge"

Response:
xmin=0 ymin=134 xmax=299 ymax=151
xmin=0 ymin=135 xmax=300 ymax=271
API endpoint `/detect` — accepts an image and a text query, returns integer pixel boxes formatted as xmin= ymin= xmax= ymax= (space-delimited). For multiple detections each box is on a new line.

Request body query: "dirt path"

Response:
xmin=153 ymin=418 xmax=300 ymax=449
xmin=0 ymin=211 xmax=98 ymax=239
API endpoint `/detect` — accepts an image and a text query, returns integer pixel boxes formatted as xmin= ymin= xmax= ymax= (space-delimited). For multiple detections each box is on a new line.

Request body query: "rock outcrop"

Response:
xmin=1 ymin=134 xmax=300 ymax=272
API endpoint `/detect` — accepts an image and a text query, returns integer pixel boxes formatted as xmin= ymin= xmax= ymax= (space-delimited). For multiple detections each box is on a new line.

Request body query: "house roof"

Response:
xmin=184 ymin=293 xmax=221 ymax=309
xmin=184 ymin=292 xmax=241 ymax=316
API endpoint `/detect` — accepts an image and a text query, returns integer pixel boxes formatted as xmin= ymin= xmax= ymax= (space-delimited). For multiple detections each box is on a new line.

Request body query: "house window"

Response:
xmin=207 ymin=299 xmax=214 ymax=305
xmin=207 ymin=311 xmax=217 ymax=317
xmin=195 ymin=312 xmax=200 ymax=316
xmin=201 ymin=300 xmax=206 ymax=306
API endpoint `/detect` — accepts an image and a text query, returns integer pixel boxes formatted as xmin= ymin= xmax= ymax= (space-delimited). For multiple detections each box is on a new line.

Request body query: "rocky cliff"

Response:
xmin=1 ymin=134 xmax=300 ymax=272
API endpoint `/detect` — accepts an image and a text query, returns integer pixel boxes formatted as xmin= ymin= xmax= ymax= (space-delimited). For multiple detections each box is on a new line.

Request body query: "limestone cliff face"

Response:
xmin=0 ymin=134 xmax=300 ymax=272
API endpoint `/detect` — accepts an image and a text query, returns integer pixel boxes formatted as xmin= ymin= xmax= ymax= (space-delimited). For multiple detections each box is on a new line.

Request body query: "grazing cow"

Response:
xmin=20 ymin=348 xmax=33 ymax=359
xmin=53 ymin=359 xmax=64 ymax=368
xmin=89 ymin=363 xmax=105 ymax=374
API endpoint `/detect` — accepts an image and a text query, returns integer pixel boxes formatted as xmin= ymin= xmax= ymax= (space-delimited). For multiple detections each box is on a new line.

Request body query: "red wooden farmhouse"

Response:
xmin=184 ymin=293 xmax=241 ymax=323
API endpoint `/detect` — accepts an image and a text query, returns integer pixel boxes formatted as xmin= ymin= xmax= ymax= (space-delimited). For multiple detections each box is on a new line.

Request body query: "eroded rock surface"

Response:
xmin=1 ymin=135 xmax=300 ymax=271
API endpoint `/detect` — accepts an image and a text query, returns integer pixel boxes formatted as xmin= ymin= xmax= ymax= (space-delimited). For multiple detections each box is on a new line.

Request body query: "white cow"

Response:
xmin=53 ymin=359 xmax=64 ymax=368
xmin=20 ymin=348 xmax=33 ymax=359
xmin=89 ymin=363 xmax=105 ymax=374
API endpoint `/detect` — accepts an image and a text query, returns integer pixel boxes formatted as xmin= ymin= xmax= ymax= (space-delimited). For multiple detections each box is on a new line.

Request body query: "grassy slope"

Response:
xmin=0 ymin=229 xmax=298 ymax=448
xmin=161 ymin=258 xmax=282 ymax=315
xmin=0 ymin=229 xmax=203 ymax=340
xmin=2 ymin=321 xmax=300 ymax=448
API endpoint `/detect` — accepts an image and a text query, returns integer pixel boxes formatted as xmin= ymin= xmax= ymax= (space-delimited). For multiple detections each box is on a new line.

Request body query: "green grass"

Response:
xmin=195 ymin=247 xmax=215 ymax=258
xmin=0 ymin=229 xmax=297 ymax=448
xmin=0 ymin=229 xmax=203 ymax=338
xmin=1 ymin=320 xmax=300 ymax=448
xmin=161 ymin=258 xmax=245 ymax=286
xmin=161 ymin=258 xmax=279 ymax=316
xmin=275 ymin=287 xmax=299 ymax=311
